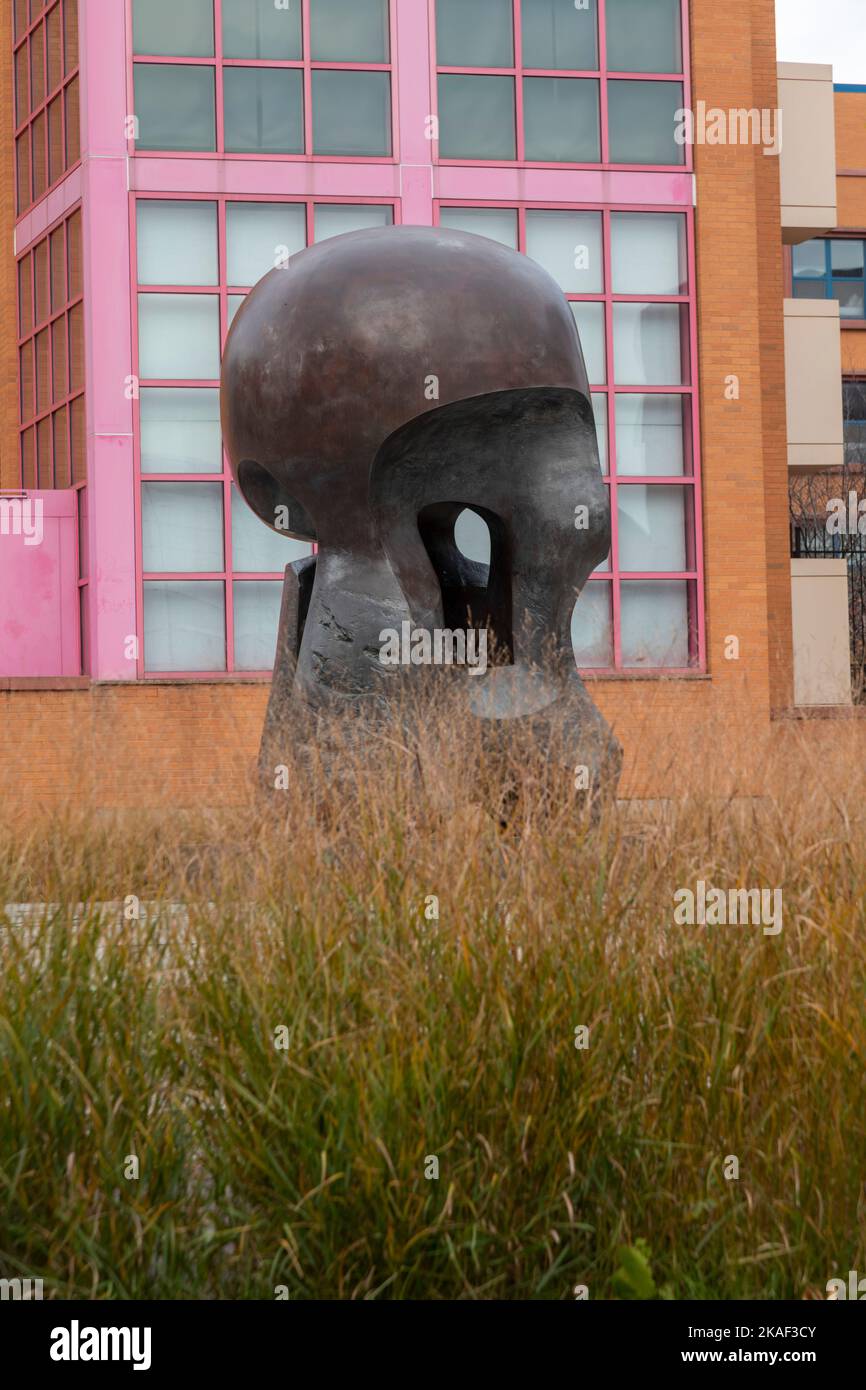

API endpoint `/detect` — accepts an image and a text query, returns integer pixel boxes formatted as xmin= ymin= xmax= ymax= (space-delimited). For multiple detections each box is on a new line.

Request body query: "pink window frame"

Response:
xmin=130 ymin=191 xmax=401 ymax=680
xmin=125 ymin=0 xmax=400 ymax=165
xmin=16 ymin=200 xmax=85 ymax=491
xmin=435 ymin=197 xmax=705 ymax=676
xmin=428 ymin=0 xmax=693 ymax=175
xmin=13 ymin=0 xmax=81 ymax=216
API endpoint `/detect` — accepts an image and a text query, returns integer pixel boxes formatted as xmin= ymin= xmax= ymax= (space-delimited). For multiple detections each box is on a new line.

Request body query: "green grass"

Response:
xmin=1 ymin=703 xmax=864 ymax=1299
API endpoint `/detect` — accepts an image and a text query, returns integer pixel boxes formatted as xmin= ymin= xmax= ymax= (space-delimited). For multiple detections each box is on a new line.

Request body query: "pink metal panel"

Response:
xmin=0 ymin=490 xmax=79 ymax=676
xmin=79 ymin=0 xmax=138 ymax=680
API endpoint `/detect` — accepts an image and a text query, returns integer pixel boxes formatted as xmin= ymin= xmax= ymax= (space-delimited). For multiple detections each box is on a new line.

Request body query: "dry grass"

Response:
xmin=1 ymin=686 xmax=864 ymax=1299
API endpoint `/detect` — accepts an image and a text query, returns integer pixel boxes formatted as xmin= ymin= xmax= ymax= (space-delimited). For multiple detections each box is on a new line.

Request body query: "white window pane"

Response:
xmin=591 ymin=393 xmax=608 ymax=475
xmin=227 ymin=202 xmax=306 ymax=287
xmin=570 ymin=301 xmax=606 ymax=383
xmin=439 ymin=206 xmax=518 ymax=249
xmin=617 ymin=484 xmax=686 ymax=571
xmin=438 ymin=75 xmax=516 ymax=160
xmin=222 ymin=0 xmax=302 ymax=59
xmin=436 ymin=0 xmax=513 ymax=67
xmin=133 ymin=64 xmax=216 ymax=151
xmin=792 ymin=239 xmax=826 ymax=278
xmin=228 ymin=295 xmax=246 ymax=328
xmin=615 ymin=394 xmax=685 ymax=475
xmin=606 ymin=0 xmax=682 ymax=73
xmin=620 ymin=580 xmax=689 ymax=668
xmin=311 ymin=0 xmax=389 ymax=62
xmin=138 ymin=294 xmax=220 ymax=379
xmin=571 ymin=583 xmax=613 ymax=667
xmin=313 ymin=203 xmax=393 ymax=243
xmin=608 ymin=80 xmax=684 ymax=164
xmin=830 ymin=240 xmax=864 ymax=276
xmin=611 ymin=212 xmax=686 ymax=295
xmin=523 ymin=77 xmax=600 ymax=162
xmin=140 ymin=388 xmax=222 ymax=474
xmin=522 ymin=0 xmax=598 ymax=70
xmin=526 ymin=210 xmax=602 ymax=292
xmin=133 ymin=0 xmax=214 ymax=57
xmin=234 ymin=581 xmax=283 ymax=670
xmin=137 ymin=200 xmax=218 ymax=285
xmin=144 ymin=580 xmax=225 ymax=672
xmin=232 ymin=488 xmax=315 ymax=571
xmin=613 ymin=303 xmax=684 ymax=385
xmin=312 ymin=70 xmax=391 ymax=156
xmin=455 ymin=509 xmax=491 ymax=566
xmin=142 ymin=482 xmax=224 ymax=572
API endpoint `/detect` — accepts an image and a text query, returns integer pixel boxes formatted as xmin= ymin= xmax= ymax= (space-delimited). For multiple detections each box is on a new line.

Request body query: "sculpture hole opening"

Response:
xmin=418 ymin=502 xmax=513 ymax=666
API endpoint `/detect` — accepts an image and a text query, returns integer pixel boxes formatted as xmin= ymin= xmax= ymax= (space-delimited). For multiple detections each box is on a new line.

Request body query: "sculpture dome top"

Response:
xmin=220 ymin=224 xmax=590 ymax=536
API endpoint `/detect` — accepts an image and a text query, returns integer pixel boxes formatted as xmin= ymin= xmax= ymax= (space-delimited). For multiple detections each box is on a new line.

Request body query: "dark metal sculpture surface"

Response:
xmin=221 ymin=226 xmax=620 ymax=796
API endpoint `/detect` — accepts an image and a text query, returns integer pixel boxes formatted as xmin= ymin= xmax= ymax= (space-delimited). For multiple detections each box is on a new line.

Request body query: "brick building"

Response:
xmin=0 ymin=0 xmax=861 ymax=810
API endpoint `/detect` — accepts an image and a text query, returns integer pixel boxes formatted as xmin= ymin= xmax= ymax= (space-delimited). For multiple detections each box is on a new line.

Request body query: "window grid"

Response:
xmin=791 ymin=236 xmax=866 ymax=321
xmin=128 ymin=0 xmax=398 ymax=161
xmin=432 ymin=0 xmax=691 ymax=171
xmin=13 ymin=0 xmax=80 ymax=216
xmin=436 ymin=199 xmax=704 ymax=674
xmin=17 ymin=204 xmax=85 ymax=490
xmin=132 ymin=193 xmax=399 ymax=678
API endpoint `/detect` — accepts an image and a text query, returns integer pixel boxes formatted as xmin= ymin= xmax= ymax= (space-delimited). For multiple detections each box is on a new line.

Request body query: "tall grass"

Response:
xmin=1 ymin=689 xmax=864 ymax=1299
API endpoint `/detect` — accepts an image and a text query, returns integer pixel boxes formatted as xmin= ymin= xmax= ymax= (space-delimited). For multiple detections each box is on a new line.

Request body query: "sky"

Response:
xmin=775 ymin=0 xmax=866 ymax=83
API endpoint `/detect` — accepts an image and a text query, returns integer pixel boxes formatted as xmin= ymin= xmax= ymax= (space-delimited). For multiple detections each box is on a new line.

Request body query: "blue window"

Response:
xmin=792 ymin=238 xmax=866 ymax=320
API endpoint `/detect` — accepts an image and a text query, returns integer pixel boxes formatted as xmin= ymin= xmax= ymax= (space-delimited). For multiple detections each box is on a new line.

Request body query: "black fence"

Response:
xmin=791 ymin=523 xmax=866 ymax=701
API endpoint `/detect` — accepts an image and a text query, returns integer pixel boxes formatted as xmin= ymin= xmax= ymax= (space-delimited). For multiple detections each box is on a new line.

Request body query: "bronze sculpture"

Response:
xmin=221 ymin=225 xmax=620 ymax=798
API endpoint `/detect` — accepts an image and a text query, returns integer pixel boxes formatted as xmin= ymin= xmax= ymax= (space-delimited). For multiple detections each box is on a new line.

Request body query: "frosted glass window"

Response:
xmin=620 ymin=580 xmax=689 ymax=668
xmin=591 ymin=393 xmax=608 ymax=473
xmin=792 ymin=281 xmax=825 ymax=301
xmin=455 ymin=509 xmax=491 ymax=566
xmin=144 ymin=581 xmax=225 ymax=672
xmin=527 ymin=210 xmax=602 ymax=292
xmin=314 ymin=204 xmax=393 ymax=242
xmin=222 ymin=0 xmax=302 ymax=59
xmin=227 ymin=203 xmax=306 ymax=286
xmin=792 ymin=240 xmax=825 ymax=278
xmin=140 ymin=388 xmax=222 ymax=474
xmin=311 ymin=0 xmax=389 ymax=62
xmin=228 ymin=294 xmax=246 ymax=327
xmin=224 ymin=68 xmax=304 ymax=153
xmin=137 ymin=201 xmax=218 ymax=286
xmin=234 ymin=581 xmax=284 ymax=670
xmin=613 ymin=303 xmax=684 ymax=385
xmin=615 ymin=395 xmax=685 ymax=476
xmin=133 ymin=0 xmax=214 ymax=57
xmin=831 ymin=241 xmax=864 ymax=276
xmin=523 ymin=78 xmax=600 ymax=162
xmin=438 ymin=76 xmax=516 ymax=160
xmin=608 ymin=81 xmax=684 ymax=165
xmin=571 ymin=583 xmax=613 ymax=667
xmin=617 ymin=484 xmax=686 ymax=572
xmin=522 ymin=0 xmax=598 ymax=70
xmin=232 ymin=488 xmax=315 ymax=571
xmin=439 ymin=207 xmax=518 ymax=249
xmin=312 ymin=70 xmax=391 ymax=155
xmin=133 ymin=65 xmax=216 ymax=151
xmin=142 ymin=482 xmax=224 ymax=573
xmin=835 ymin=283 xmax=865 ymax=319
xmin=605 ymin=0 xmax=682 ymax=74
xmin=138 ymin=294 xmax=220 ymax=380
xmin=436 ymin=0 xmax=513 ymax=67
xmin=611 ymin=213 xmax=686 ymax=295
xmin=570 ymin=302 xmax=606 ymax=383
